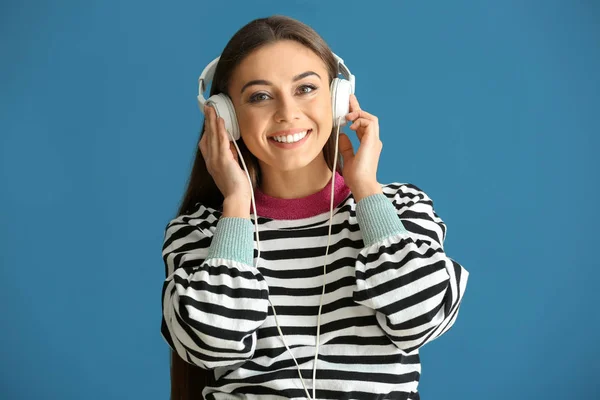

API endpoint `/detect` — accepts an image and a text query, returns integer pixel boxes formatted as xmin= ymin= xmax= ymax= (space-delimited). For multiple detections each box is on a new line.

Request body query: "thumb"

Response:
xmin=338 ymin=133 xmax=354 ymax=163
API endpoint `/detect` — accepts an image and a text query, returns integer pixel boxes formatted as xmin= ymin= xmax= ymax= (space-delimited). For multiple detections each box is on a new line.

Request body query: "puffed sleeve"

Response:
xmin=353 ymin=184 xmax=469 ymax=355
xmin=161 ymin=207 xmax=269 ymax=369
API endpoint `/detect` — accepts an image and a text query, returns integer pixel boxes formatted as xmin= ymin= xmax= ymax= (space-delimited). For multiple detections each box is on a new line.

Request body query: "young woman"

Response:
xmin=161 ymin=15 xmax=469 ymax=400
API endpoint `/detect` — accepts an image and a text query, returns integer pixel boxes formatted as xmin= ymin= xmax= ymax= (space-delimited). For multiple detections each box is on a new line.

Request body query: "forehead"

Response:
xmin=230 ymin=40 xmax=328 ymax=87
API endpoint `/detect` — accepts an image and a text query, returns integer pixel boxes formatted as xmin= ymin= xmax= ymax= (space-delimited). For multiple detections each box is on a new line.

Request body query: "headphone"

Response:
xmin=196 ymin=52 xmax=356 ymax=400
xmin=197 ymin=53 xmax=356 ymax=141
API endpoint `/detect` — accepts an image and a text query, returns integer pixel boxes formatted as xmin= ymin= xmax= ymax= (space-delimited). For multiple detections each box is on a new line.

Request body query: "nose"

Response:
xmin=274 ymin=92 xmax=300 ymax=123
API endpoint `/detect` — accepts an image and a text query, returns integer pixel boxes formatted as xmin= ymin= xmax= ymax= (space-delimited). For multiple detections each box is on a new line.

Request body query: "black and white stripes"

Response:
xmin=161 ymin=183 xmax=469 ymax=399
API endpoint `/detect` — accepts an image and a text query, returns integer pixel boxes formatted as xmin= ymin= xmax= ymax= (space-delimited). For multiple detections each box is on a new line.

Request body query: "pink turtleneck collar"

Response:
xmin=251 ymin=171 xmax=351 ymax=220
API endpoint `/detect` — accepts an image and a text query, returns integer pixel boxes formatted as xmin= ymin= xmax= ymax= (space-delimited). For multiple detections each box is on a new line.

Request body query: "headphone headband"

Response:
xmin=197 ymin=52 xmax=355 ymax=110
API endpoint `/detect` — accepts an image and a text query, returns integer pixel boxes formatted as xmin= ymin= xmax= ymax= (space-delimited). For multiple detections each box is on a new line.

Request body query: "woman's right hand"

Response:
xmin=199 ymin=105 xmax=252 ymax=202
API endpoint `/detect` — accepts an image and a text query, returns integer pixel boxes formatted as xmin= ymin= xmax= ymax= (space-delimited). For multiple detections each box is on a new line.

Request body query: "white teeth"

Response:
xmin=271 ymin=130 xmax=308 ymax=143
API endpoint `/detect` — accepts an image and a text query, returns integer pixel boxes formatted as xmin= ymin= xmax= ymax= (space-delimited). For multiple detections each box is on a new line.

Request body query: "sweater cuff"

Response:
xmin=356 ymin=193 xmax=408 ymax=246
xmin=206 ymin=217 xmax=255 ymax=266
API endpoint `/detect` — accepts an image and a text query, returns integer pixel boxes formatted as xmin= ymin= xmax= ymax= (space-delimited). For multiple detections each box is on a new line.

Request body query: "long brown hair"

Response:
xmin=169 ymin=15 xmax=344 ymax=399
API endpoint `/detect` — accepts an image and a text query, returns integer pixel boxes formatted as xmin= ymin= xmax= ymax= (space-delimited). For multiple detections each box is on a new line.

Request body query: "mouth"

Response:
xmin=268 ymin=129 xmax=312 ymax=149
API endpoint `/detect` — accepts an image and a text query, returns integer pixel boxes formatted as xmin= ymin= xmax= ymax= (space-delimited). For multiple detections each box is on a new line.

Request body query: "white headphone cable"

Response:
xmin=229 ymin=133 xmax=315 ymax=399
xmin=228 ymin=117 xmax=342 ymax=400
xmin=311 ymin=117 xmax=342 ymax=399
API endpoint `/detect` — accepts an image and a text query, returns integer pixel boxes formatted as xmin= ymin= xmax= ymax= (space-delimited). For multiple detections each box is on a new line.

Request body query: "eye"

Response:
xmin=249 ymin=92 xmax=271 ymax=103
xmin=297 ymin=84 xmax=317 ymax=94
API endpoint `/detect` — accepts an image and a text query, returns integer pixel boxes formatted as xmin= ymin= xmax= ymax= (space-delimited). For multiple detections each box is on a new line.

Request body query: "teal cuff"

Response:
xmin=206 ymin=217 xmax=255 ymax=266
xmin=356 ymin=193 xmax=408 ymax=247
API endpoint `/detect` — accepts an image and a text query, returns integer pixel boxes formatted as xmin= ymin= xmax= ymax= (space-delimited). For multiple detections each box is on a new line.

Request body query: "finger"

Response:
xmin=199 ymin=106 xmax=211 ymax=154
xmin=207 ymin=107 xmax=222 ymax=162
xmin=217 ymin=115 xmax=231 ymax=155
xmin=337 ymin=133 xmax=354 ymax=163
xmin=198 ymin=129 xmax=206 ymax=154
xmin=230 ymin=141 xmax=239 ymax=163
xmin=212 ymin=110 xmax=228 ymax=166
xmin=349 ymin=117 xmax=379 ymax=141
xmin=346 ymin=109 xmax=377 ymax=123
xmin=200 ymin=106 xmax=211 ymax=156
xmin=349 ymin=93 xmax=360 ymax=113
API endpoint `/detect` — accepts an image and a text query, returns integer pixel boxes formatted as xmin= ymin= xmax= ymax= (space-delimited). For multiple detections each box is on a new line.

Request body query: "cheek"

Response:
xmin=238 ymin=109 xmax=266 ymax=134
xmin=311 ymin=94 xmax=332 ymax=122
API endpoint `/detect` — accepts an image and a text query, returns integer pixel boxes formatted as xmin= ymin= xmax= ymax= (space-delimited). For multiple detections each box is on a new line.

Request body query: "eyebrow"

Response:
xmin=240 ymin=71 xmax=321 ymax=94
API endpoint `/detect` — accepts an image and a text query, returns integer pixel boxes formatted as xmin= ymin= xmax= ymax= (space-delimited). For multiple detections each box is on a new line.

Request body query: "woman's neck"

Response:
xmin=252 ymin=169 xmax=350 ymax=220
xmin=257 ymin=158 xmax=332 ymax=199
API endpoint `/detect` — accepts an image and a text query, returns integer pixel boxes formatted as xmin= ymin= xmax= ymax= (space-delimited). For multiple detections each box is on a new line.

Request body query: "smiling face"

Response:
xmin=228 ymin=40 xmax=334 ymax=175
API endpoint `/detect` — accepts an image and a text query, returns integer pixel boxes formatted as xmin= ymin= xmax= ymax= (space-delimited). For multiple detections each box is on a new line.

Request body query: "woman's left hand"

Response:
xmin=338 ymin=94 xmax=383 ymax=201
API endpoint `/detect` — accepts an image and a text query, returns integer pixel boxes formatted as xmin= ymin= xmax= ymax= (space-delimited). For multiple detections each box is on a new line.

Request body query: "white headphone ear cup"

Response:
xmin=330 ymin=78 xmax=352 ymax=127
xmin=206 ymin=94 xmax=240 ymax=141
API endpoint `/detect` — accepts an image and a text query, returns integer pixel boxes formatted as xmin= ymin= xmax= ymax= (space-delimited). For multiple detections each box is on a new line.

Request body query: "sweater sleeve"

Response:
xmin=352 ymin=184 xmax=469 ymax=355
xmin=160 ymin=211 xmax=269 ymax=369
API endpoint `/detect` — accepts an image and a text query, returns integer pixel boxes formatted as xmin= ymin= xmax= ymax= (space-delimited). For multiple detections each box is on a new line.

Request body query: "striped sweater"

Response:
xmin=161 ymin=172 xmax=469 ymax=400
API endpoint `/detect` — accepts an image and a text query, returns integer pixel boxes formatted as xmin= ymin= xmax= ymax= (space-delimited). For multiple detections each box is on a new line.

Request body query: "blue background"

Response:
xmin=1 ymin=0 xmax=598 ymax=399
